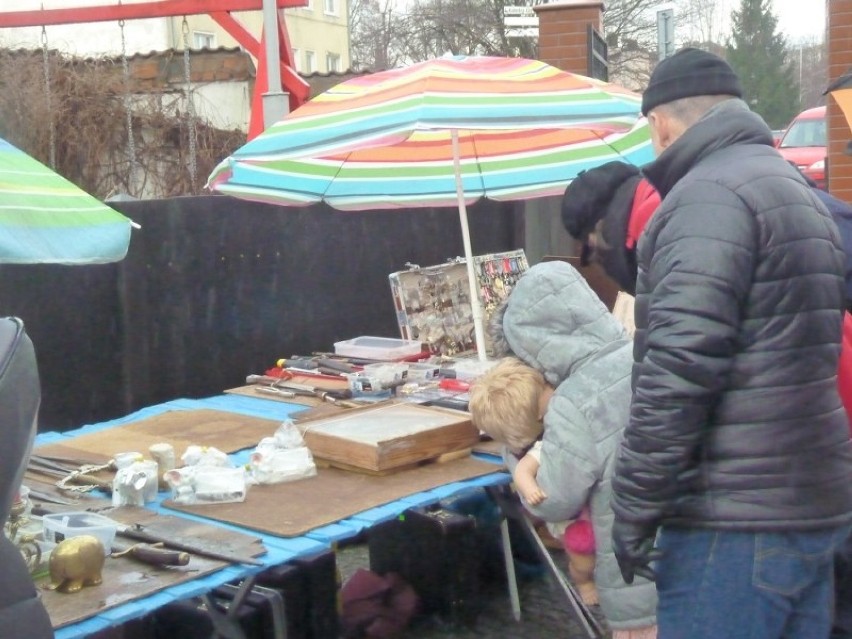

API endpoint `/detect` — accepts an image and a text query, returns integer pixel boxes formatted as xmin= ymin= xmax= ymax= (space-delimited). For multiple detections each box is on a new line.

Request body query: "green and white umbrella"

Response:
xmin=0 ymin=138 xmax=133 ymax=264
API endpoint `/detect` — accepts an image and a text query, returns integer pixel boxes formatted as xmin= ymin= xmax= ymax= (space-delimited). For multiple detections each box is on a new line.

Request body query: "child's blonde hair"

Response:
xmin=468 ymin=356 xmax=546 ymax=452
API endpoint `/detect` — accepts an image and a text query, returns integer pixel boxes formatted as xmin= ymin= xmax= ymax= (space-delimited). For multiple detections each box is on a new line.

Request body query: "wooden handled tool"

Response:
xmin=115 ymin=524 xmax=264 ymax=566
xmin=111 ymin=541 xmax=190 ymax=566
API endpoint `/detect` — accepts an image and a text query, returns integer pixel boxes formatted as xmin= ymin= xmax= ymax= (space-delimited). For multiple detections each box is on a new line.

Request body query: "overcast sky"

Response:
xmin=0 ymin=1 xmax=830 ymax=45
xmin=709 ymin=0 xmax=826 ymax=43
xmin=772 ymin=0 xmax=825 ymax=42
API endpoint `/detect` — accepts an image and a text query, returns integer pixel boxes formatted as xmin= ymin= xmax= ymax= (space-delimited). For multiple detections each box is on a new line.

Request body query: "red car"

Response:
xmin=777 ymin=105 xmax=826 ymax=190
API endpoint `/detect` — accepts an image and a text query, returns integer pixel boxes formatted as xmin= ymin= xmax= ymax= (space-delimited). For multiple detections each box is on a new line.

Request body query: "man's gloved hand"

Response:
xmin=612 ymin=518 xmax=661 ymax=584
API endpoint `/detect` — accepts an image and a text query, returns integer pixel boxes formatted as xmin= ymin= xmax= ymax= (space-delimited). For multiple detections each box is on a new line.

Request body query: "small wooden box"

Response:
xmin=388 ymin=250 xmax=529 ymax=357
xmin=296 ymin=402 xmax=479 ymax=473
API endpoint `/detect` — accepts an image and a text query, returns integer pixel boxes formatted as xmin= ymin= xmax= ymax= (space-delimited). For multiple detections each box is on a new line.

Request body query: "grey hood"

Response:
xmin=500 ymin=261 xmax=627 ymax=386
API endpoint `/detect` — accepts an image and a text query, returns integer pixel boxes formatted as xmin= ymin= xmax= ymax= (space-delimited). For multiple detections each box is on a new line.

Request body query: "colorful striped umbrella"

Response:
xmin=207 ymin=55 xmax=653 ymax=359
xmin=0 ymin=138 xmax=133 ymax=264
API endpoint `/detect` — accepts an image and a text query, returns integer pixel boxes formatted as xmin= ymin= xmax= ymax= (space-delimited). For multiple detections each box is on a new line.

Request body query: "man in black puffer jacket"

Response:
xmin=610 ymin=47 xmax=852 ymax=639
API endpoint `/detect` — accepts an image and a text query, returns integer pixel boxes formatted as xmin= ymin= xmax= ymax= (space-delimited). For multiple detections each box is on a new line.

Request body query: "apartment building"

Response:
xmin=178 ymin=1 xmax=350 ymax=75
xmin=0 ymin=1 xmax=349 ymax=75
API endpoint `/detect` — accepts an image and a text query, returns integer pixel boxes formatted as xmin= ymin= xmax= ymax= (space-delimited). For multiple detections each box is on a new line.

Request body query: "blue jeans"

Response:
xmin=655 ymin=524 xmax=852 ymax=639
xmin=833 ymin=529 xmax=852 ymax=638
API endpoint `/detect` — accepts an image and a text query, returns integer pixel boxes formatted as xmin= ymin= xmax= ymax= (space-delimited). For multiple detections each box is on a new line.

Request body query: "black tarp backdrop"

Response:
xmin=0 ymin=195 xmax=522 ymax=432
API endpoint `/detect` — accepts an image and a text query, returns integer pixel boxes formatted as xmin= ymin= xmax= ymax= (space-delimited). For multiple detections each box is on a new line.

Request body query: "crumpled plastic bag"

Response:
xmin=272 ymin=419 xmax=307 ymax=449
xmin=164 ymin=465 xmax=247 ymax=505
xmin=180 ymin=445 xmax=232 ymax=468
xmin=247 ymin=420 xmax=317 ymax=485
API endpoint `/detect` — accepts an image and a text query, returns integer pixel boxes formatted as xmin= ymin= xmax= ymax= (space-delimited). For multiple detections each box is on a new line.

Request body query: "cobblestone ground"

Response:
xmin=336 ymin=540 xmax=613 ymax=639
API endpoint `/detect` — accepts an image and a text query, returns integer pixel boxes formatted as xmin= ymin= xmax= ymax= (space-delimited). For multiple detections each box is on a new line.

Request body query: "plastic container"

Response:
xmin=42 ymin=511 xmax=118 ymax=554
xmin=334 ymin=336 xmax=422 ymax=361
xmin=344 ymin=372 xmax=394 ymax=400
xmin=362 ymin=362 xmax=408 ymax=385
xmin=405 ymin=362 xmax=441 ymax=382
xmin=448 ymin=358 xmax=498 ymax=381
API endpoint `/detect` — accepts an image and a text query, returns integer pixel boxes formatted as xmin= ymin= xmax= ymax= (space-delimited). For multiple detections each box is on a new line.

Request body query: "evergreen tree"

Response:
xmin=725 ymin=0 xmax=800 ymax=129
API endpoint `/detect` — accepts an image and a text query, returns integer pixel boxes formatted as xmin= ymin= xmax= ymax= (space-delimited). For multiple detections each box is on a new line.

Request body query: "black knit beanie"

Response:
xmin=561 ymin=161 xmax=641 ymax=240
xmin=641 ymin=47 xmax=743 ymax=116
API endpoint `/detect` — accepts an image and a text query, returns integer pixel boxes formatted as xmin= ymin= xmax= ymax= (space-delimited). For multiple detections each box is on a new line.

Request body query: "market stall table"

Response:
xmin=28 ymin=393 xmax=510 ymax=638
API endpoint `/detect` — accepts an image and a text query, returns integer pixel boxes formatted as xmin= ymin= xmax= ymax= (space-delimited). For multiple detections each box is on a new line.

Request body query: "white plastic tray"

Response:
xmin=334 ymin=336 xmax=422 ymax=361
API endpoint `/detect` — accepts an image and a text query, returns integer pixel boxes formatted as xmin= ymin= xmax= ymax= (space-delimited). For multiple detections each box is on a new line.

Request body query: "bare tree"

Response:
xmin=348 ymin=0 xmax=748 ymax=93
xmin=401 ymin=0 xmax=513 ymax=61
xmin=0 ymin=50 xmax=243 ymax=198
xmin=349 ymin=0 xmax=410 ymax=70
xmin=349 ymin=0 xmax=546 ymax=67
xmin=602 ymin=0 xmax=658 ymax=90
xmin=794 ymin=37 xmax=828 ymax=111
xmin=674 ymin=0 xmax=727 ymax=45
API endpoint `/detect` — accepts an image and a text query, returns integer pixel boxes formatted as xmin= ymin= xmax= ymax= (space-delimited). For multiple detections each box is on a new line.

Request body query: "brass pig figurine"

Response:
xmin=47 ymin=535 xmax=106 ymax=594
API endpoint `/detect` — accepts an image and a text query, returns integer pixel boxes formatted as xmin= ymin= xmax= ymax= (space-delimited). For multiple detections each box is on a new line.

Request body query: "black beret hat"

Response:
xmin=561 ymin=161 xmax=641 ymax=240
xmin=641 ymin=47 xmax=743 ymax=116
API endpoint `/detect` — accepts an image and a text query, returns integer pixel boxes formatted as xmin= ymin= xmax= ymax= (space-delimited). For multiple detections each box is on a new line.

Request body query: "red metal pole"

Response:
xmin=209 ymin=10 xmax=309 ymax=117
xmin=0 ymin=0 xmax=306 ymax=28
xmin=0 ymin=0 xmax=311 ymax=128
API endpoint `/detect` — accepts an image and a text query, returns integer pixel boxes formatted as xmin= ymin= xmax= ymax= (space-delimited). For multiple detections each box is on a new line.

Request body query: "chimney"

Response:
xmin=534 ymin=0 xmax=605 ymax=76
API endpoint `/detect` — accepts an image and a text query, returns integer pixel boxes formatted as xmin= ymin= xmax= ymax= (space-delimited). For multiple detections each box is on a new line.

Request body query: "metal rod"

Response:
xmin=500 ymin=517 xmax=522 ymax=621
xmin=116 ymin=526 xmax=265 ymax=566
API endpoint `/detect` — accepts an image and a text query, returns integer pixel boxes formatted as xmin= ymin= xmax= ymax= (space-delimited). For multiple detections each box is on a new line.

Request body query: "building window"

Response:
xmin=326 ymin=53 xmax=341 ymax=73
xmin=291 ymin=48 xmax=302 ymax=73
xmin=324 ymin=0 xmax=338 ymax=15
xmin=192 ymin=31 xmax=215 ymax=49
xmin=305 ymin=50 xmax=317 ymax=73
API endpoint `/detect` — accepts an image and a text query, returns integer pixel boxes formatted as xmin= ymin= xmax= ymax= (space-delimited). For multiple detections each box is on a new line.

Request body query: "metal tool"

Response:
xmin=115 ymin=523 xmax=265 ymax=566
xmin=282 ymin=381 xmax=352 ymax=399
xmin=111 ymin=541 xmax=191 ymax=567
xmin=246 ymin=373 xmax=288 ymax=385
xmin=26 ymin=488 xmax=79 ymax=506
xmin=315 ymin=357 xmax=357 ymax=374
xmin=254 ymin=386 xmax=296 ymax=398
xmin=276 ymin=357 xmax=319 ymax=370
xmin=273 ymin=379 xmax=354 ymax=403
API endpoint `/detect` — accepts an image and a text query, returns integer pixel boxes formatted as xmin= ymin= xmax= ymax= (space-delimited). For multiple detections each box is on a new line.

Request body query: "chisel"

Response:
xmin=115 ymin=524 xmax=264 ymax=566
xmin=111 ymin=541 xmax=191 ymax=566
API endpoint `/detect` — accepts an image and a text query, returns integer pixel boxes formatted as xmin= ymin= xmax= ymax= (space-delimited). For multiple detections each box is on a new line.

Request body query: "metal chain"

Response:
xmin=182 ymin=17 xmax=198 ymax=192
xmin=119 ymin=18 xmax=137 ymax=191
xmin=41 ymin=26 xmax=56 ymax=169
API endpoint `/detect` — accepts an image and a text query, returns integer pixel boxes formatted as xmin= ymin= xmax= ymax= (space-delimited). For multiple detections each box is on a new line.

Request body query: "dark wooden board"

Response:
xmin=37 ymin=506 xmax=266 ymax=629
xmin=34 ymin=409 xmax=282 ymax=462
xmin=164 ymin=456 xmax=505 ymax=537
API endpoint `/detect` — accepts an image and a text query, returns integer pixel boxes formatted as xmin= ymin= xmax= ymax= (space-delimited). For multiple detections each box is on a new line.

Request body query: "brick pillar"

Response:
xmin=535 ymin=0 xmax=605 ymax=76
xmin=827 ymin=0 xmax=852 ymax=201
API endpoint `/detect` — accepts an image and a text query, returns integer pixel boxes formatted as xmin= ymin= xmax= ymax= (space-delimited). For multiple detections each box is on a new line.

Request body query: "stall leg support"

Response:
xmin=486 ymin=485 xmax=605 ymax=639
xmin=199 ymin=577 xmax=287 ymax=639
xmin=499 ymin=516 xmax=522 ymax=622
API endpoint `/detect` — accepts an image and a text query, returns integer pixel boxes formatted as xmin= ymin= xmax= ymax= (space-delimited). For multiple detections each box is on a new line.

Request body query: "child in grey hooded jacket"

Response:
xmin=488 ymin=260 xmax=657 ymax=637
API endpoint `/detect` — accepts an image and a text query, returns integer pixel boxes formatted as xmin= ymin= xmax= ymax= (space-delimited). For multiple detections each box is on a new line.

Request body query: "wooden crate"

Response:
xmin=296 ymin=402 xmax=479 ymax=473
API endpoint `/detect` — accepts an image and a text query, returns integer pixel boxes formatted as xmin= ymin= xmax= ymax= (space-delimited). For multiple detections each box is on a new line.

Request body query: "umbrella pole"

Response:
xmin=452 ymin=130 xmax=487 ymax=362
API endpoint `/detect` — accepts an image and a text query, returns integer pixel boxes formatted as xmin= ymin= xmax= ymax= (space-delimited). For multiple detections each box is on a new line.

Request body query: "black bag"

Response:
xmin=0 ymin=317 xmax=54 ymax=639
